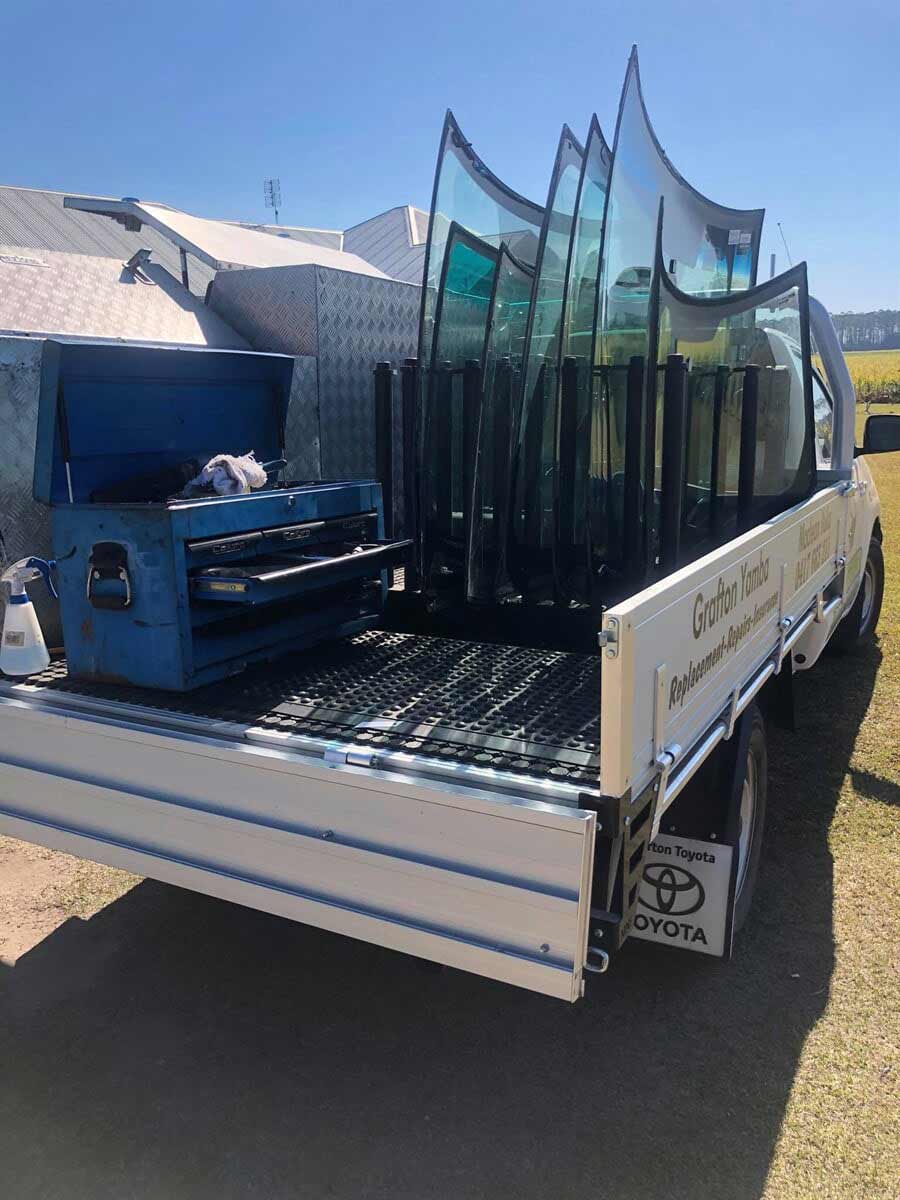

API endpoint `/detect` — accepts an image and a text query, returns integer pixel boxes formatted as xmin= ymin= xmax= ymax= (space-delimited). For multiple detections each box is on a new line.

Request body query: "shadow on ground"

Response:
xmin=0 ymin=646 xmax=883 ymax=1200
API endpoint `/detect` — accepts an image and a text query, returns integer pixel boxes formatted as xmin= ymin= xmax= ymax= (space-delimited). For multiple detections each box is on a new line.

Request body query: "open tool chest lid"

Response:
xmin=33 ymin=340 xmax=295 ymax=505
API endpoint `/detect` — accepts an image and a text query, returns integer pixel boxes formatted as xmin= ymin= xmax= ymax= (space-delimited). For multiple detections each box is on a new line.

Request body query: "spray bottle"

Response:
xmin=1 ymin=558 xmax=57 ymax=677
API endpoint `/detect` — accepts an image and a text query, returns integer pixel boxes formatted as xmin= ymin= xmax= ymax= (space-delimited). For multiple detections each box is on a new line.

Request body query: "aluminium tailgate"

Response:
xmin=0 ymin=682 xmax=597 ymax=1001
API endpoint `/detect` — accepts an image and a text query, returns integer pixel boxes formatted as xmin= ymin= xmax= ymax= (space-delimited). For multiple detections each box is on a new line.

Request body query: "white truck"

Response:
xmin=0 ymin=296 xmax=895 ymax=1004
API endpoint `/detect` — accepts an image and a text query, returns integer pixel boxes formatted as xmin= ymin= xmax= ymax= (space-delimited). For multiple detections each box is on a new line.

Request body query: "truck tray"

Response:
xmin=19 ymin=630 xmax=602 ymax=787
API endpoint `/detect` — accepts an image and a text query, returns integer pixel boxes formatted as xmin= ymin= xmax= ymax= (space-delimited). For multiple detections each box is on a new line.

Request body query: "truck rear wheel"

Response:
xmin=730 ymin=703 xmax=767 ymax=932
xmin=830 ymin=537 xmax=884 ymax=652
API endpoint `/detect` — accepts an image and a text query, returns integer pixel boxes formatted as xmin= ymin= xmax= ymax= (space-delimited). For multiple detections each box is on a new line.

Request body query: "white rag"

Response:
xmin=189 ymin=452 xmax=268 ymax=496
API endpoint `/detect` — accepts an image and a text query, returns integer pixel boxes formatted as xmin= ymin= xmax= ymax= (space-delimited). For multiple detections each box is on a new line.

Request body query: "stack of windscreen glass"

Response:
xmin=416 ymin=47 xmax=813 ymax=614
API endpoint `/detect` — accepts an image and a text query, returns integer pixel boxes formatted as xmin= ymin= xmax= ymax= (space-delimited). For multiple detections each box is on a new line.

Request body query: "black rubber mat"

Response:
xmin=22 ymin=630 xmax=602 ymax=785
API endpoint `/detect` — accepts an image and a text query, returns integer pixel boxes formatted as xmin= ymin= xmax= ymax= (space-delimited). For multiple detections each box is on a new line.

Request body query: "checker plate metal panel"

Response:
xmin=314 ymin=267 xmax=419 ymax=485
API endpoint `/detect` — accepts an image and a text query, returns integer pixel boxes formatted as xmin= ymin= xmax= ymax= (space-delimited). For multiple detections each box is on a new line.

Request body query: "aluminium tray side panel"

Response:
xmin=0 ymin=697 xmax=596 ymax=1001
xmin=600 ymin=485 xmax=849 ymax=799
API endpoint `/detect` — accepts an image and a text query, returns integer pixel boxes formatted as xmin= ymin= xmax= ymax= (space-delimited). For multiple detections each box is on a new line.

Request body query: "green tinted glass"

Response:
xmin=433 ymin=225 xmax=498 ymax=367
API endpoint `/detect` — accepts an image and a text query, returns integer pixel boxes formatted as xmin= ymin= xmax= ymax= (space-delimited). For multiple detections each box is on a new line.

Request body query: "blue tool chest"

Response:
xmin=33 ymin=340 xmax=410 ymax=691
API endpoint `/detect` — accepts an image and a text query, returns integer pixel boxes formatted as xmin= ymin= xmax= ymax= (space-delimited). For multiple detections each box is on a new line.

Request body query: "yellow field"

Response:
xmin=843 ymin=349 xmax=900 ymax=403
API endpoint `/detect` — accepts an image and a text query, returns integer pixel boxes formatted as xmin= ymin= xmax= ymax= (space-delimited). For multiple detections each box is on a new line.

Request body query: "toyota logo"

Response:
xmin=640 ymin=863 xmax=705 ymax=916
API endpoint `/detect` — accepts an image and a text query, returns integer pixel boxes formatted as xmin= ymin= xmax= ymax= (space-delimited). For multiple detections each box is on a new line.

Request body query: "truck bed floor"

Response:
xmin=15 ymin=630 xmax=602 ymax=787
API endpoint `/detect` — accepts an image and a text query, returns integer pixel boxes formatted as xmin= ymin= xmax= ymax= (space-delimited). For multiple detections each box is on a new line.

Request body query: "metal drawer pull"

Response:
xmin=186 ymin=531 xmax=262 ymax=555
xmin=255 ymin=540 xmax=412 ymax=583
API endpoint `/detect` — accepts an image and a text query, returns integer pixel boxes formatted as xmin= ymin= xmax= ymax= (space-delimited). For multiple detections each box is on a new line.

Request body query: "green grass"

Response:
xmin=760 ymin=404 xmax=899 ymax=1198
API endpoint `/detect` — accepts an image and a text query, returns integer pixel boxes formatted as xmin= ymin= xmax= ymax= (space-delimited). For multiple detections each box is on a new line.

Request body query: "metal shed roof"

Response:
xmin=65 ymin=198 xmax=389 ymax=277
xmin=0 ymin=185 xmax=425 ymax=287
xmin=228 ymin=221 xmax=344 ymax=251
xmin=0 ymin=246 xmax=247 ymax=347
xmin=343 ymin=205 xmax=427 ymax=284
xmin=0 ymin=185 xmax=217 ymax=297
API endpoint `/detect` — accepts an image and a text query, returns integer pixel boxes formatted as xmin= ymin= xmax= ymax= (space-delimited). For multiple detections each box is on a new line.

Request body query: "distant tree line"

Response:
xmin=830 ymin=309 xmax=900 ymax=350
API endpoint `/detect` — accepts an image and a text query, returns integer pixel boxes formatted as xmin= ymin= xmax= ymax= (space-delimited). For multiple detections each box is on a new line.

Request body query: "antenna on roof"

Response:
xmin=263 ymin=177 xmax=282 ymax=225
xmin=777 ymin=221 xmax=793 ymax=267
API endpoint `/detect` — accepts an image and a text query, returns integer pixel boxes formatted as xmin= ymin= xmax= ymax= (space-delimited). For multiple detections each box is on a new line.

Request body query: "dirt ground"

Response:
xmin=0 ymin=437 xmax=897 ymax=1200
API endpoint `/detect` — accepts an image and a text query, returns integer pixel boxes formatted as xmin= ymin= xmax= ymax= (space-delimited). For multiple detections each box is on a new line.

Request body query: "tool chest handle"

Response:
xmin=87 ymin=542 xmax=132 ymax=610
xmin=185 ymin=531 xmax=264 ymax=557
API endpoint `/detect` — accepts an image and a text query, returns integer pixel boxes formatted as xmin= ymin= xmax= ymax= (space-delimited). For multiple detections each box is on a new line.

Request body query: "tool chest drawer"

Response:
xmin=190 ymin=538 xmax=413 ymax=605
xmin=184 ymin=511 xmax=380 ymax=565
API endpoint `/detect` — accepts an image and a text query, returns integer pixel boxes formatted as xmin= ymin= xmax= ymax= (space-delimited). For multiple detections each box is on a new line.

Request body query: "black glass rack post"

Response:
xmin=623 ymin=355 xmax=646 ymax=579
xmin=373 ymin=361 xmax=394 ymax=539
xmin=557 ymin=356 xmax=580 ymax=557
xmin=659 ymin=354 xmax=688 ymax=573
xmin=462 ymin=359 xmax=482 ymax=562
xmin=737 ymin=363 xmax=760 ymax=534
xmin=400 ymin=357 xmax=421 ymax=589
xmin=709 ymin=363 xmax=729 ymax=538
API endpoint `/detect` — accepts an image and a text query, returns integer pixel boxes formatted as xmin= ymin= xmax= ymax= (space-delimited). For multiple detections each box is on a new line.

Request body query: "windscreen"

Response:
xmin=588 ymin=49 xmax=765 ymax=583
xmin=418 ymin=111 xmax=544 ymax=371
xmin=467 ymin=245 xmax=533 ymax=601
xmin=411 ymin=55 xmax=778 ymax=630
xmin=417 ymin=112 xmax=543 ymax=591
xmin=557 ymin=118 xmax=612 ymax=603
xmin=509 ymin=128 xmax=585 ymax=601
xmin=561 ymin=118 xmax=611 ymax=364
xmin=648 ymin=241 xmax=815 ymax=569
xmin=432 ymin=224 xmax=499 ymax=368
xmin=597 ymin=49 xmax=764 ymax=371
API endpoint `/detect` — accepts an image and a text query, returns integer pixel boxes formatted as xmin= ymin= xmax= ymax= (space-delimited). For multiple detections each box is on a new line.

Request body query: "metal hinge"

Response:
xmin=598 ymin=616 xmax=619 ymax=657
xmin=324 ymin=744 xmax=377 ymax=768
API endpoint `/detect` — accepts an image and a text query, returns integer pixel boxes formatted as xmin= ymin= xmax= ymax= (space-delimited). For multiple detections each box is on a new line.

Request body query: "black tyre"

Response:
xmin=830 ymin=537 xmax=885 ymax=652
xmin=729 ymin=703 xmax=768 ymax=933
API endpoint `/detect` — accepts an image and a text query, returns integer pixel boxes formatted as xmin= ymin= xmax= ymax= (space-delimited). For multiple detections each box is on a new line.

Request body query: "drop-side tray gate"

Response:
xmin=0 ymin=633 xmax=600 ymax=1001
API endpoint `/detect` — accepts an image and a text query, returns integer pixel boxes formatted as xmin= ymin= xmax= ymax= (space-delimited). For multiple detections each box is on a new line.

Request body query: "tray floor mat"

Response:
xmin=21 ymin=630 xmax=602 ymax=785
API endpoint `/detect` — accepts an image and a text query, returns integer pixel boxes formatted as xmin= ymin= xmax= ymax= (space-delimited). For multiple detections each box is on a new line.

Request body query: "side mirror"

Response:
xmin=860 ymin=413 xmax=900 ymax=455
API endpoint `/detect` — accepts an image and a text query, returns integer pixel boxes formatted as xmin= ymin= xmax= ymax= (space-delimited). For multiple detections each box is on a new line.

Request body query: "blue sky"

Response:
xmin=2 ymin=0 xmax=897 ymax=312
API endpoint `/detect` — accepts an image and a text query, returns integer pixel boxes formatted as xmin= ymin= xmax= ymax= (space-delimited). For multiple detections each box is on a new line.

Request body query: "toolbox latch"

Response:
xmin=87 ymin=542 xmax=132 ymax=610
